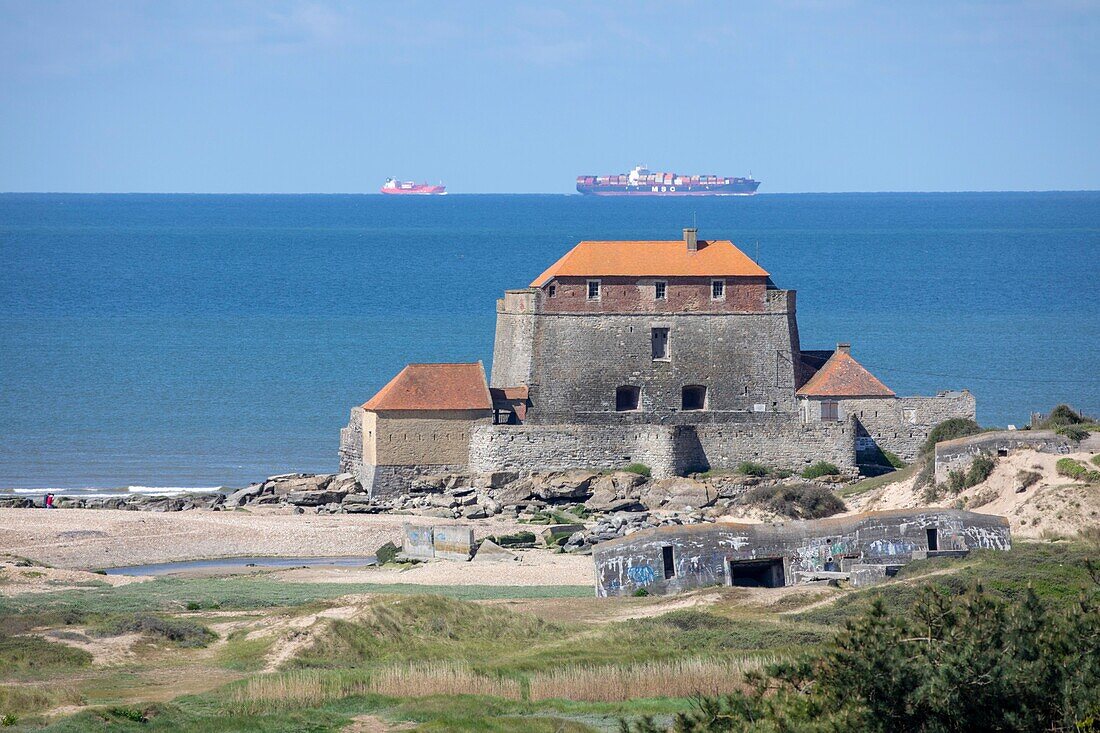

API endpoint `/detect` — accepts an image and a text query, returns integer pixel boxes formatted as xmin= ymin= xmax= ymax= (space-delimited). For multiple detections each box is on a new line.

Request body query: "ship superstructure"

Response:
xmin=576 ymin=166 xmax=759 ymax=196
xmin=381 ymin=178 xmax=447 ymax=195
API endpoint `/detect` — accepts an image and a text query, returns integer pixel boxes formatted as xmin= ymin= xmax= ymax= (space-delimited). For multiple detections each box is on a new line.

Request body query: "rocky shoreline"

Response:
xmin=1 ymin=468 xmax=853 ymax=552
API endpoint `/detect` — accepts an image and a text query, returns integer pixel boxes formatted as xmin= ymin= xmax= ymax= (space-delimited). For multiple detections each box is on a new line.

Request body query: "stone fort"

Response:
xmin=341 ymin=229 xmax=974 ymax=497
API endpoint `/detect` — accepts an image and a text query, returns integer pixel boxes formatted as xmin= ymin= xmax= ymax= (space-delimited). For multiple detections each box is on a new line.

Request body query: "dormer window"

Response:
xmin=587 ymin=280 xmax=601 ymax=301
xmin=711 ymin=279 xmax=725 ymax=300
xmin=654 ymin=281 xmax=667 ymax=300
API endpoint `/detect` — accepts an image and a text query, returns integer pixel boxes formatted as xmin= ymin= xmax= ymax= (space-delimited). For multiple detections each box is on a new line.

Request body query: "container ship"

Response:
xmin=381 ymin=178 xmax=446 ymax=195
xmin=576 ymin=166 xmax=759 ymax=196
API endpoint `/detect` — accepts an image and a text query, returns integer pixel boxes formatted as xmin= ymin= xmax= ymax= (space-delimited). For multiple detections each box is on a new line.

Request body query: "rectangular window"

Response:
xmin=548 ymin=284 xmax=557 ymax=298
xmin=821 ymin=401 xmax=839 ymax=421
xmin=651 ymin=327 xmax=670 ymax=360
xmin=662 ymin=545 xmax=676 ymax=579
xmin=654 ymin=281 xmax=667 ymax=300
xmin=711 ymin=279 xmax=725 ymax=300
xmin=587 ymin=280 xmax=601 ymax=300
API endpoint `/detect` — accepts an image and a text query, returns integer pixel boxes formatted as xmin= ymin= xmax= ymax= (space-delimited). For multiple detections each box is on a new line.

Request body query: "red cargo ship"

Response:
xmin=577 ymin=166 xmax=759 ymax=196
xmin=380 ymin=178 xmax=447 ymax=195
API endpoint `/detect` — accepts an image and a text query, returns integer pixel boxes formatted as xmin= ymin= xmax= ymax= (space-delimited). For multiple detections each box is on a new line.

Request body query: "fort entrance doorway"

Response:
xmin=728 ymin=558 xmax=785 ymax=588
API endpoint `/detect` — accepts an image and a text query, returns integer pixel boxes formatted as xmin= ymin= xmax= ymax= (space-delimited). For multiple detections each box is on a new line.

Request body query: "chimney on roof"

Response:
xmin=684 ymin=227 xmax=698 ymax=252
xmin=837 ymin=343 xmax=851 ymax=355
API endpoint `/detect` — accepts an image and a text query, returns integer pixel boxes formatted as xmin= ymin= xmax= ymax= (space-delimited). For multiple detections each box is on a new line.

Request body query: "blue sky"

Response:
xmin=1 ymin=1 xmax=1097 ymax=193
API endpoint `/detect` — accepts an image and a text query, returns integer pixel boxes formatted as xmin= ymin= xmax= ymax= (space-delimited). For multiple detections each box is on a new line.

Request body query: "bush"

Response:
xmin=1017 ymin=470 xmax=1042 ymax=490
xmin=1 ymin=714 xmax=17 ymax=727
xmin=1056 ymin=424 xmax=1091 ymax=441
xmin=1056 ymin=458 xmax=1088 ymax=480
xmin=106 ymin=706 xmax=147 ymax=723
xmin=737 ymin=461 xmax=769 ymax=477
xmin=632 ymin=588 xmax=649 ymax=597
xmin=801 ymin=461 xmax=841 ymax=479
xmin=95 ymin=614 xmax=216 ymax=648
xmin=622 ymin=580 xmax=1100 ymax=733
xmin=741 ymin=484 xmax=846 ymax=519
xmin=967 ymin=454 xmax=995 ymax=485
xmin=921 ymin=418 xmax=982 ymax=454
xmin=1043 ymin=404 xmax=1087 ymax=427
xmin=622 ymin=463 xmax=651 ymax=478
xmin=1092 ymin=454 xmax=1100 ymax=468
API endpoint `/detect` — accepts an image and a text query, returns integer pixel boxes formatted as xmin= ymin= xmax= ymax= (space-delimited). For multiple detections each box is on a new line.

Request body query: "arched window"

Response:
xmin=615 ymin=385 xmax=641 ymax=412
xmin=682 ymin=385 xmax=707 ymax=411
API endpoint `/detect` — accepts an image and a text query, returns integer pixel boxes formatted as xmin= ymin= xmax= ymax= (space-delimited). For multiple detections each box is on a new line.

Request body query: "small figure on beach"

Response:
xmin=45 ymin=492 xmax=54 ymax=509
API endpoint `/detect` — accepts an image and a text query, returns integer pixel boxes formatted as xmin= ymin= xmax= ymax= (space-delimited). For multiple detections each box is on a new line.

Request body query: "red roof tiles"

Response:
xmin=796 ymin=346 xmax=895 ymax=398
xmin=530 ymin=239 xmax=768 ymax=287
xmin=362 ymin=362 xmax=492 ymax=412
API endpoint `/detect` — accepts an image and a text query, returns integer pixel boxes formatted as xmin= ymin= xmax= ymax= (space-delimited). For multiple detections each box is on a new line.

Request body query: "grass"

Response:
xmin=739 ymin=484 xmax=845 ymax=519
xmin=800 ymin=461 xmax=841 ymax=479
xmin=0 ymin=578 xmax=593 ymax=617
xmin=90 ymin=613 xmax=217 ymax=648
xmin=838 ymin=461 xmax=920 ymax=498
xmin=794 ymin=541 xmax=1096 ymax=626
xmin=0 ymin=634 xmax=92 ymax=680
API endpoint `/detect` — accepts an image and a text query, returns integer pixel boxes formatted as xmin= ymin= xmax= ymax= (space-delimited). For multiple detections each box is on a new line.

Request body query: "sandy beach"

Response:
xmin=0 ymin=507 xmax=532 ymax=570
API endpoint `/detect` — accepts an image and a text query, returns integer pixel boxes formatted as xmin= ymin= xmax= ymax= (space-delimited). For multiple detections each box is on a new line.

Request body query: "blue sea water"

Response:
xmin=1 ymin=192 xmax=1098 ymax=491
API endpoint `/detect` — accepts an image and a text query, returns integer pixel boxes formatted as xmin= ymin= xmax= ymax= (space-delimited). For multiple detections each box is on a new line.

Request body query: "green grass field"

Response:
xmin=1 ymin=540 xmax=1094 ymax=732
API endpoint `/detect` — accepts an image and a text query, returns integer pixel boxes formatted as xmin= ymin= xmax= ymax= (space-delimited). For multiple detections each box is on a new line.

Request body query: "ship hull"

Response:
xmin=577 ymin=181 xmax=759 ymax=196
xmin=381 ymin=185 xmax=446 ymax=195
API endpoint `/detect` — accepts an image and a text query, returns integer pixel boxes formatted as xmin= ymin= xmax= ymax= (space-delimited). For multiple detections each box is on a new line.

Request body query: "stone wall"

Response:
xmin=933 ymin=429 xmax=1078 ymax=483
xmin=362 ymin=463 xmax=466 ymax=499
xmin=338 ymin=407 xmax=364 ymax=481
xmin=592 ymin=509 xmax=1011 ymax=597
xmin=468 ymin=416 xmax=856 ymax=478
xmin=845 ymin=391 xmax=977 ymax=461
xmin=490 ymin=290 xmax=537 ymax=388
xmin=501 ymin=290 xmax=803 ymax=422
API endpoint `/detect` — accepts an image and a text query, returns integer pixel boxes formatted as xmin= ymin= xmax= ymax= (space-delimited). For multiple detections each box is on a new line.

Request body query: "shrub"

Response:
xmin=740 ymin=484 xmax=846 ymax=519
xmin=1056 ymin=424 xmax=1091 ymax=441
xmin=1017 ymin=470 xmax=1042 ymax=490
xmin=921 ymin=418 xmax=982 ymax=454
xmin=737 ymin=461 xmax=769 ymax=477
xmin=801 ymin=461 xmax=841 ymax=479
xmin=632 ymin=588 xmax=649 ymax=597
xmin=106 ymin=706 xmax=147 ymax=723
xmin=1043 ymin=404 xmax=1087 ymax=427
xmin=1056 ymin=458 xmax=1088 ymax=480
xmin=95 ymin=614 xmax=216 ymax=648
xmin=1092 ymin=454 xmax=1100 ymax=468
xmin=622 ymin=463 xmax=651 ymax=478
xmin=1 ymin=714 xmax=16 ymax=727
xmin=967 ymin=454 xmax=995 ymax=485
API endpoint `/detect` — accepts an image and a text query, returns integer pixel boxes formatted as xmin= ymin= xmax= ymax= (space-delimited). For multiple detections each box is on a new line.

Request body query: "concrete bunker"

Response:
xmin=592 ymin=508 xmax=1011 ymax=598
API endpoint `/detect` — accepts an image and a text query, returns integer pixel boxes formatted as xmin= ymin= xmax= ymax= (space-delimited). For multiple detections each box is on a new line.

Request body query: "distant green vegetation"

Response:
xmin=0 ymin=578 xmax=592 ymax=617
xmin=800 ymin=461 xmax=841 ymax=479
xmin=945 ymin=453 xmax=996 ymax=494
xmin=921 ymin=418 xmax=982 ymax=454
xmin=741 ymin=484 xmax=845 ymax=519
xmin=0 ymin=634 xmax=91 ymax=679
xmin=622 ymin=463 xmax=651 ymax=477
xmin=737 ymin=461 xmax=769 ymax=477
xmin=1056 ymin=458 xmax=1100 ymax=482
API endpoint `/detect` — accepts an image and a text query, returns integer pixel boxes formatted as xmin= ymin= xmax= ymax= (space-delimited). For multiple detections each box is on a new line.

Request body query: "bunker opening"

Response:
xmin=728 ymin=558 xmax=785 ymax=588
xmin=926 ymin=528 xmax=939 ymax=551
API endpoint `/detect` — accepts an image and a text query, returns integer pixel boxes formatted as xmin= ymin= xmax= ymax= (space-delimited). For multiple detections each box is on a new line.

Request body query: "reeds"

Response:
xmin=527 ymin=658 xmax=765 ymax=702
xmin=228 ymin=658 xmax=767 ymax=714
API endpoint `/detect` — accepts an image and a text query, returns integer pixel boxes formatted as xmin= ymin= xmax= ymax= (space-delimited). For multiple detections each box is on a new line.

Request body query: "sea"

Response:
xmin=1 ymin=192 xmax=1098 ymax=495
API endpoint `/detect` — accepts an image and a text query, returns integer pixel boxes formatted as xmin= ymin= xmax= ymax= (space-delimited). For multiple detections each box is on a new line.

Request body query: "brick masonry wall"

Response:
xmin=538 ymin=276 xmax=768 ymax=314
xmin=468 ymin=417 xmax=856 ymax=478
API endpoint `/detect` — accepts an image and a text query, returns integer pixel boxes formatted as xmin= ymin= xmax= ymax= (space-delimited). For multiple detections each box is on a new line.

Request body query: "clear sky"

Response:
xmin=1 ymin=1 xmax=1097 ymax=193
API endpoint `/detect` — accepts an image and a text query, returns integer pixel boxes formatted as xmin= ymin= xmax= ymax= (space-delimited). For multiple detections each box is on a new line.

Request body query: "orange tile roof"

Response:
xmin=796 ymin=348 xmax=895 ymax=398
xmin=530 ymin=239 xmax=768 ymax=287
xmin=362 ymin=362 xmax=492 ymax=411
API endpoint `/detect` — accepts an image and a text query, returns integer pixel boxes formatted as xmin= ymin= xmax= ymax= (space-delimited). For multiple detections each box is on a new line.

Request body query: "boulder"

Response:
xmin=270 ymin=474 xmax=333 ymax=496
xmin=539 ymin=523 xmax=585 ymax=547
xmin=533 ymin=470 xmax=597 ymax=501
xmin=410 ymin=474 xmax=447 ymax=493
xmin=342 ymin=494 xmax=383 ymax=514
xmin=226 ymin=483 xmax=265 ymax=508
xmin=472 ymin=539 xmax=519 ymax=562
xmin=493 ymin=478 xmax=536 ymax=507
xmin=428 ymin=494 xmax=459 ymax=509
xmin=286 ymin=489 xmax=348 ymax=507
xmin=328 ymin=473 xmax=361 ymax=494
xmin=475 ymin=471 xmax=520 ymax=489
xmin=640 ymin=477 xmax=715 ymax=511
